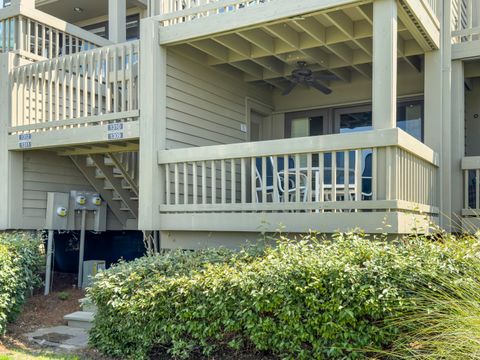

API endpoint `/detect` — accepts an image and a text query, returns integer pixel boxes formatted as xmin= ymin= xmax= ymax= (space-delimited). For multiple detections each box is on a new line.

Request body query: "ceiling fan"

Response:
xmin=282 ymin=61 xmax=333 ymax=96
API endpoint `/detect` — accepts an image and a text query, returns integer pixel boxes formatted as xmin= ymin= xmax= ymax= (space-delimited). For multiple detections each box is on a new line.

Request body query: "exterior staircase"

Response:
xmin=70 ymin=152 xmax=139 ymax=225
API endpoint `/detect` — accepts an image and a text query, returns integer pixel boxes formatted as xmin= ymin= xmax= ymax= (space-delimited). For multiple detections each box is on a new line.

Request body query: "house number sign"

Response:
xmin=107 ymin=123 xmax=124 ymax=140
xmin=18 ymin=134 xmax=32 ymax=149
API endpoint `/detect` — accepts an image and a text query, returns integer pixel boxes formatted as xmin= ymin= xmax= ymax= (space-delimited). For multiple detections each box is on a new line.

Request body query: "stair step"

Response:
xmin=79 ymin=298 xmax=97 ymax=313
xmin=64 ymin=311 xmax=94 ymax=330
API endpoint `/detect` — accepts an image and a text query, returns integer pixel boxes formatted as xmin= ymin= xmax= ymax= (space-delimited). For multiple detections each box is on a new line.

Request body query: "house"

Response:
xmin=0 ymin=0 xmax=478 ymax=253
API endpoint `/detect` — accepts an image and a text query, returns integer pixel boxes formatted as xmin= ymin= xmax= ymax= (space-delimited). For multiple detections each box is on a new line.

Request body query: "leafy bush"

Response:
xmin=0 ymin=232 xmax=42 ymax=335
xmin=88 ymin=232 xmax=478 ymax=359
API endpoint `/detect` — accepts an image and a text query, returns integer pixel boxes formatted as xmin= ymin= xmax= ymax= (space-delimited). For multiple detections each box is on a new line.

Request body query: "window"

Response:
xmin=397 ymin=101 xmax=424 ymax=141
xmin=285 ymin=110 xmax=328 ymax=138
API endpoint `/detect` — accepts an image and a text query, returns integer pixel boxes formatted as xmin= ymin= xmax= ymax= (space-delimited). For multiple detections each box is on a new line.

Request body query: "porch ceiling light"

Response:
xmin=74 ymin=7 xmax=84 ymax=13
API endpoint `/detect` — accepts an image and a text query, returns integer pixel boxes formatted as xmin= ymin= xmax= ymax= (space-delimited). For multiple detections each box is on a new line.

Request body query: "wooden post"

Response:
xmin=372 ymin=0 xmax=397 ymax=201
xmin=451 ymin=60 xmax=465 ymax=228
xmin=0 ymin=53 xmax=23 ymax=230
xmin=109 ymin=0 xmax=127 ymax=43
xmin=138 ymin=18 xmax=166 ymax=230
xmin=372 ymin=0 xmax=397 ymax=130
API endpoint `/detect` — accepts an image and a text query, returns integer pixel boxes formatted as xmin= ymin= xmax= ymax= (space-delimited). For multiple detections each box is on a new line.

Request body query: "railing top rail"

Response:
xmin=11 ymin=40 xmax=139 ymax=72
xmin=154 ymin=0 xmax=273 ymax=22
xmin=158 ymin=128 xmax=439 ymax=166
xmin=0 ymin=4 xmax=111 ymax=47
xmin=462 ymin=156 xmax=480 ymax=170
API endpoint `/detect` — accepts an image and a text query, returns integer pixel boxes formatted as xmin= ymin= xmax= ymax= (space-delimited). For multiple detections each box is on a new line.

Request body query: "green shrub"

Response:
xmin=87 ymin=232 xmax=478 ymax=359
xmin=57 ymin=291 xmax=70 ymax=301
xmin=0 ymin=232 xmax=42 ymax=335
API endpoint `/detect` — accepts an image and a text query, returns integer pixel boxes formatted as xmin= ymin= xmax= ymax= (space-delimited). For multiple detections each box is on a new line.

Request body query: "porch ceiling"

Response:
xmin=168 ymin=3 xmax=424 ymax=92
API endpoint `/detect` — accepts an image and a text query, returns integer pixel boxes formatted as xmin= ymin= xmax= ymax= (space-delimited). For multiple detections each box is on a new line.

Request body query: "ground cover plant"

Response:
xmin=0 ymin=232 xmax=42 ymax=335
xmin=87 ymin=231 xmax=480 ymax=359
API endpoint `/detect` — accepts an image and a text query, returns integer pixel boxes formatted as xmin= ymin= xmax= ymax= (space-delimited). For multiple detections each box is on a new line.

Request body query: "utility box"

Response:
xmin=82 ymin=260 xmax=106 ymax=289
xmin=45 ymin=192 xmax=70 ymax=230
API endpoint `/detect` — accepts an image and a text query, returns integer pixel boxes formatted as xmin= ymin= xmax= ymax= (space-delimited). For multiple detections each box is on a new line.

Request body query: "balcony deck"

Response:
xmin=5 ymin=41 xmax=140 ymax=153
xmin=153 ymin=0 xmax=440 ymax=51
xmin=157 ymin=128 xmax=439 ymax=234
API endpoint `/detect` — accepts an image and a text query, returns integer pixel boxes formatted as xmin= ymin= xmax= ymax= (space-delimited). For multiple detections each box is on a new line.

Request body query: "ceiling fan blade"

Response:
xmin=282 ymin=81 xmax=298 ymax=96
xmin=308 ymin=80 xmax=332 ymax=95
xmin=314 ymin=74 xmax=339 ymax=81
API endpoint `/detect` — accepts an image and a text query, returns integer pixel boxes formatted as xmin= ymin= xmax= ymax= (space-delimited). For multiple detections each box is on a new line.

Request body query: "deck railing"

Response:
xmin=452 ymin=0 xmax=480 ymax=43
xmin=9 ymin=41 xmax=139 ymax=134
xmin=158 ymin=128 xmax=438 ymax=215
xmin=155 ymin=0 xmax=271 ymax=26
xmin=0 ymin=5 xmax=110 ymax=60
xmin=462 ymin=156 xmax=480 ymax=215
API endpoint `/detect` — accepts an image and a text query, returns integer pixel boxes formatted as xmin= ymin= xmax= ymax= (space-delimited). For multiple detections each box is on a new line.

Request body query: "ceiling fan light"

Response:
xmin=74 ymin=7 xmax=84 ymax=13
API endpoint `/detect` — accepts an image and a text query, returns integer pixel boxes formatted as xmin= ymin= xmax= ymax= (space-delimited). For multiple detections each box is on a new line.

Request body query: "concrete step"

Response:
xmin=79 ymin=298 xmax=97 ymax=313
xmin=64 ymin=311 xmax=94 ymax=330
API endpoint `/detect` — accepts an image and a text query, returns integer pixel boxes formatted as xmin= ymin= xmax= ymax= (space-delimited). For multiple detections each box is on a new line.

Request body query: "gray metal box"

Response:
xmin=45 ymin=192 xmax=69 ymax=230
xmin=82 ymin=260 xmax=106 ymax=289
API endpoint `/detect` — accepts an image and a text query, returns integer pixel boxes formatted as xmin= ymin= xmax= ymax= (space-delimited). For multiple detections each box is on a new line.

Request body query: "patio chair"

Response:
xmin=254 ymin=157 xmax=308 ymax=202
xmin=270 ymin=156 xmax=309 ymax=202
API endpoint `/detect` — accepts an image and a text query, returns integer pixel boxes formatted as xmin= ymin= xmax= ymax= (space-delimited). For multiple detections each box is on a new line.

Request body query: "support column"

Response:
xmin=372 ymin=0 xmax=397 ymax=130
xmin=0 ymin=53 xmax=23 ymax=230
xmin=451 ymin=60 xmax=465 ymax=228
xmin=424 ymin=50 xmax=444 ymax=225
xmin=109 ymin=0 xmax=126 ymax=43
xmin=138 ymin=18 xmax=167 ymax=230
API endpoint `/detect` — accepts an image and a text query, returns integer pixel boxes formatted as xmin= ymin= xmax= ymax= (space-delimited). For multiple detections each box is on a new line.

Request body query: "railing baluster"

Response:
xmin=172 ymin=163 xmax=179 ymax=205
xmin=344 ymin=151 xmax=349 ymax=202
xmin=331 ymin=152 xmax=337 ymax=203
xmin=221 ymin=159 xmax=226 ymax=204
xmin=211 ymin=160 xmax=217 ymax=204
xmin=183 ymin=162 xmax=189 ymax=205
xmin=283 ymin=155 xmax=289 ymax=203
xmin=192 ymin=162 xmax=198 ymax=205
xmin=231 ymin=159 xmax=236 ymax=204
xmin=355 ymin=150 xmax=362 ymax=202
xmin=318 ymin=152 xmax=324 ymax=209
xmin=261 ymin=156 xmax=267 ymax=203
xmin=272 ymin=155 xmax=278 ymax=202
xmin=165 ymin=164 xmax=171 ymax=206
xmin=476 ymin=169 xmax=480 ymax=209
xmin=202 ymin=161 xmax=207 ymax=205
xmin=372 ymin=148 xmax=378 ymax=201
xmin=241 ymin=158 xmax=246 ymax=204
xmin=251 ymin=157 xmax=256 ymax=203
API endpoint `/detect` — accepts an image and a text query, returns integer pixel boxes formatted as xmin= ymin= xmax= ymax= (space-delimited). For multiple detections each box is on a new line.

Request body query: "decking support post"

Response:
xmin=372 ymin=0 xmax=397 ymax=202
xmin=138 ymin=18 xmax=166 ymax=231
xmin=0 ymin=53 xmax=23 ymax=230
xmin=109 ymin=0 xmax=127 ymax=43
xmin=451 ymin=60 xmax=465 ymax=228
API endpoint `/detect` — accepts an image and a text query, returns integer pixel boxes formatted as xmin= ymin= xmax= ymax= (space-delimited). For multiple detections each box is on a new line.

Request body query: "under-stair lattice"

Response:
xmin=70 ymin=152 xmax=139 ymax=226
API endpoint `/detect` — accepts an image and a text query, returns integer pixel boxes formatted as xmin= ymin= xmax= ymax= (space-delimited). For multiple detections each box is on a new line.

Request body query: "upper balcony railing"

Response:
xmin=154 ymin=0 xmax=441 ymax=27
xmin=155 ymin=0 xmax=274 ymax=26
xmin=0 ymin=4 xmax=110 ymax=60
xmin=9 ymin=41 xmax=139 ymax=135
xmin=452 ymin=0 xmax=480 ymax=43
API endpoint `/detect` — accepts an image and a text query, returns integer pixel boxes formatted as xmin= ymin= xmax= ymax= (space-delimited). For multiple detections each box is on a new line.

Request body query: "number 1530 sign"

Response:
xmin=107 ymin=123 xmax=124 ymax=140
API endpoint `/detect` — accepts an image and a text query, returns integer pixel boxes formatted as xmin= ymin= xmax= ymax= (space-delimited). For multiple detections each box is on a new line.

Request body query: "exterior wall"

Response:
xmin=20 ymin=151 xmax=122 ymax=230
xmin=165 ymin=50 xmax=273 ymax=149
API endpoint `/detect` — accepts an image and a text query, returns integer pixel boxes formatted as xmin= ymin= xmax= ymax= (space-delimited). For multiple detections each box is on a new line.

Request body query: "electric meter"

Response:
xmin=56 ymin=207 xmax=68 ymax=217
xmin=91 ymin=196 xmax=102 ymax=206
xmin=76 ymin=195 xmax=87 ymax=206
